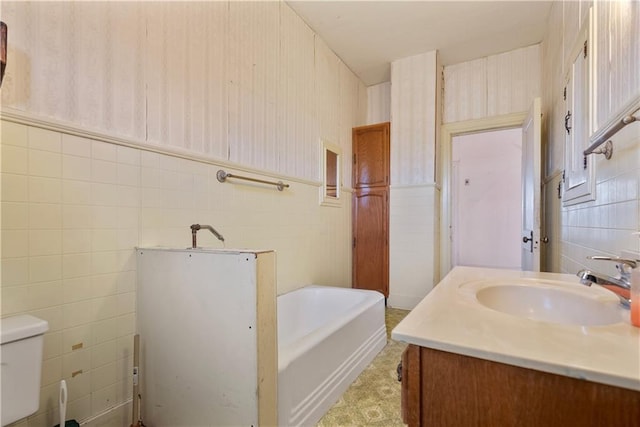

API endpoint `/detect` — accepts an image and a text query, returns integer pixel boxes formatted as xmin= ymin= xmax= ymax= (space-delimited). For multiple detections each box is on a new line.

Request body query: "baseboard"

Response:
xmin=80 ymin=400 xmax=132 ymax=427
xmin=387 ymin=294 xmax=424 ymax=310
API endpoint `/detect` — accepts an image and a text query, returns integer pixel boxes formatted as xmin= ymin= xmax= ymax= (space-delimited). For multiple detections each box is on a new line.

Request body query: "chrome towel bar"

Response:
xmin=584 ymin=106 xmax=638 ymax=159
xmin=216 ymin=169 xmax=289 ymax=191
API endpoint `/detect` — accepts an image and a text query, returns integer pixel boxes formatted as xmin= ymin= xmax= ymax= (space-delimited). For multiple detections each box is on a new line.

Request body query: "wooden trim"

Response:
xmin=352 ymin=121 xmax=391 ymax=132
xmin=256 ymin=252 xmax=278 ymax=426
xmin=402 ymin=345 xmax=422 ymax=427
xmin=390 ymin=183 xmax=441 ymax=190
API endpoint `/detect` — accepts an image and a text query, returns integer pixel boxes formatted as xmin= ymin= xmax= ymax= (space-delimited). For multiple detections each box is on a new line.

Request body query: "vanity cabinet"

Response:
xmin=401 ymin=344 xmax=640 ymax=427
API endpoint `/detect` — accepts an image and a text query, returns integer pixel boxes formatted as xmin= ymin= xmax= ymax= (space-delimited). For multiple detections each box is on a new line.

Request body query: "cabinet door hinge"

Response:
xmin=563 ymin=87 xmax=567 ymax=101
xmin=353 ymin=237 xmax=356 ymax=248
xmin=583 ymin=156 xmax=588 ymax=170
xmin=562 ymin=170 xmax=566 ymax=183
xmin=353 ymin=154 xmax=356 ymax=165
xmin=584 ymin=40 xmax=588 ymax=58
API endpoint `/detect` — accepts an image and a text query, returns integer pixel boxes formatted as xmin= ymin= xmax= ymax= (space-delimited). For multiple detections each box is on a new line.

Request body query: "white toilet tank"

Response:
xmin=1 ymin=314 xmax=49 ymax=426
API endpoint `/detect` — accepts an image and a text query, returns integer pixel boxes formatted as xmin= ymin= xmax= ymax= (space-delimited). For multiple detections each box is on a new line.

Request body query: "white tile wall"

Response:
xmin=560 ymin=123 xmax=640 ymax=275
xmin=388 ymin=185 xmax=440 ymax=309
xmin=1 ymin=119 xmax=353 ymax=425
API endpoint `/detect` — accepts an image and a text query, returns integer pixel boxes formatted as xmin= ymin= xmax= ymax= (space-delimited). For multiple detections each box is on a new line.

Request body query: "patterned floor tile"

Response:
xmin=316 ymin=308 xmax=409 ymax=427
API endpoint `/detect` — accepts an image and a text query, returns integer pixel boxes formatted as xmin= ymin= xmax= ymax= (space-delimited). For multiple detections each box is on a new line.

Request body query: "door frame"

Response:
xmin=439 ymin=111 xmax=528 ymax=281
xmin=450 ymin=128 xmax=524 ymax=269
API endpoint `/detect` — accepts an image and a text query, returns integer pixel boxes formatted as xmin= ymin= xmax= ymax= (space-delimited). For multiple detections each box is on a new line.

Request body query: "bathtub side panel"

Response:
xmin=278 ymin=287 xmax=386 ymax=427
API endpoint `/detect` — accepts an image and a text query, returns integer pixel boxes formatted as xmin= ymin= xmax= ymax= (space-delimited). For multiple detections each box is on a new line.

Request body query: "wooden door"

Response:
xmin=352 ymin=122 xmax=390 ymax=297
xmin=353 ymin=123 xmax=390 ymax=188
xmin=353 ymin=187 xmax=388 ymax=296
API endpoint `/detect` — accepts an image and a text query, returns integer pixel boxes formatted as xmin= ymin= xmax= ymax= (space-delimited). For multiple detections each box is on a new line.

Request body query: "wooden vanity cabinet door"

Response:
xmin=402 ymin=345 xmax=640 ymax=427
xmin=401 ymin=345 xmax=421 ymax=426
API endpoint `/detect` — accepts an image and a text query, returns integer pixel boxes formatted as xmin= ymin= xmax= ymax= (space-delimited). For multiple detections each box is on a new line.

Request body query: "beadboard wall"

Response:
xmin=387 ymin=51 xmax=442 ymax=308
xmin=541 ymin=0 xmax=640 ymax=277
xmin=0 ymin=1 xmax=363 ymax=425
xmin=390 ymin=51 xmax=440 ymax=186
xmin=367 ymin=82 xmax=391 ymax=124
xmin=443 ymin=44 xmax=542 ymax=124
xmin=1 ymin=1 xmax=366 ymax=187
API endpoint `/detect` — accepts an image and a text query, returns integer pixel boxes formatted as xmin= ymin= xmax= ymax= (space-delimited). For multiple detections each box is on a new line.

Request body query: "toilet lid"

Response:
xmin=1 ymin=314 xmax=49 ymax=344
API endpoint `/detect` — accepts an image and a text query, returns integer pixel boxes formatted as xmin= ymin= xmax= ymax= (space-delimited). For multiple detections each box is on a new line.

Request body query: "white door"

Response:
xmin=521 ymin=98 xmax=542 ymax=271
xmin=451 ymin=129 xmax=523 ymax=269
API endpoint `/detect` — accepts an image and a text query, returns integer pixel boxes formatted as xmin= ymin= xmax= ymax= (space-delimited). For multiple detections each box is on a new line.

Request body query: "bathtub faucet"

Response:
xmin=190 ymin=224 xmax=225 ymax=248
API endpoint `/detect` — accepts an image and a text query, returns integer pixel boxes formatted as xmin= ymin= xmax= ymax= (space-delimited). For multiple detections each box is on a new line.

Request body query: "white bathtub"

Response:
xmin=277 ymin=285 xmax=387 ymax=427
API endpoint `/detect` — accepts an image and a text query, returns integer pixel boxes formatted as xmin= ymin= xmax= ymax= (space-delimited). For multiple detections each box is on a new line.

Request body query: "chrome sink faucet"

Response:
xmin=577 ymin=256 xmax=637 ymax=308
xmin=190 ymin=224 xmax=225 ymax=248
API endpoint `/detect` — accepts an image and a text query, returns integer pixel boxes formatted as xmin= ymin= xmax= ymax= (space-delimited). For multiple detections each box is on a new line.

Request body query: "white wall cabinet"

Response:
xmin=563 ymin=3 xmax=640 ymax=206
xmin=563 ymin=9 xmax=596 ymax=206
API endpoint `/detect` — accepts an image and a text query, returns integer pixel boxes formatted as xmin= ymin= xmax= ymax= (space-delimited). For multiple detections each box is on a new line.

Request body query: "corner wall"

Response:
xmin=388 ymin=51 xmax=440 ymax=308
xmin=541 ymin=0 xmax=640 ymax=277
xmin=367 ymin=45 xmax=544 ymax=308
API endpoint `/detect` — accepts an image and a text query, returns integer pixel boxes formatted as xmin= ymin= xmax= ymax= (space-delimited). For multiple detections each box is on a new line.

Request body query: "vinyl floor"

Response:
xmin=316 ymin=308 xmax=410 ymax=427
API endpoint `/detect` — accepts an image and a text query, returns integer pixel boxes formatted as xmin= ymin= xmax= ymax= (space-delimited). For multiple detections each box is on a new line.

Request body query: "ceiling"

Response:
xmin=286 ymin=1 xmax=553 ymax=86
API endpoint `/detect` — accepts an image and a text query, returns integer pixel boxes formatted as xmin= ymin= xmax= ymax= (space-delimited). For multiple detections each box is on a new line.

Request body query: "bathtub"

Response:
xmin=277 ymin=285 xmax=387 ymax=427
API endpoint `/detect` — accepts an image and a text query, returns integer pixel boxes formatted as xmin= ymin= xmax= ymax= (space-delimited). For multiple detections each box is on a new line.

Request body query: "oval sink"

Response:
xmin=475 ymin=284 xmax=624 ymax=326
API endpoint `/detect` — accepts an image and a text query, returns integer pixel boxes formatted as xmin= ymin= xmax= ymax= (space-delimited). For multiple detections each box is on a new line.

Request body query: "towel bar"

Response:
xmin=216 ymin=169 xmax=289 ymax=191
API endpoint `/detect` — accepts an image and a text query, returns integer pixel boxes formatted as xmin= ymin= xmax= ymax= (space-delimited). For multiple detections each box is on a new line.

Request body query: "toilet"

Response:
xmin=1 ymin=314 xmax=49 ymax=426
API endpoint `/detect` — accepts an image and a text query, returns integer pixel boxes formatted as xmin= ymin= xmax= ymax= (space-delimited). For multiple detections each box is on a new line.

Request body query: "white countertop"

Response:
xmin=391 ymin=267 xmax=640 ymax=391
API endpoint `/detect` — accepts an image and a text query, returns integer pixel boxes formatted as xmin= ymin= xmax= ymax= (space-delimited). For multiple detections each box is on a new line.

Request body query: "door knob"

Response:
xmin=522 ymin=236 xmax=532 ymax=243
xmin=542 ymin=236 xmax=549 ymax=244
